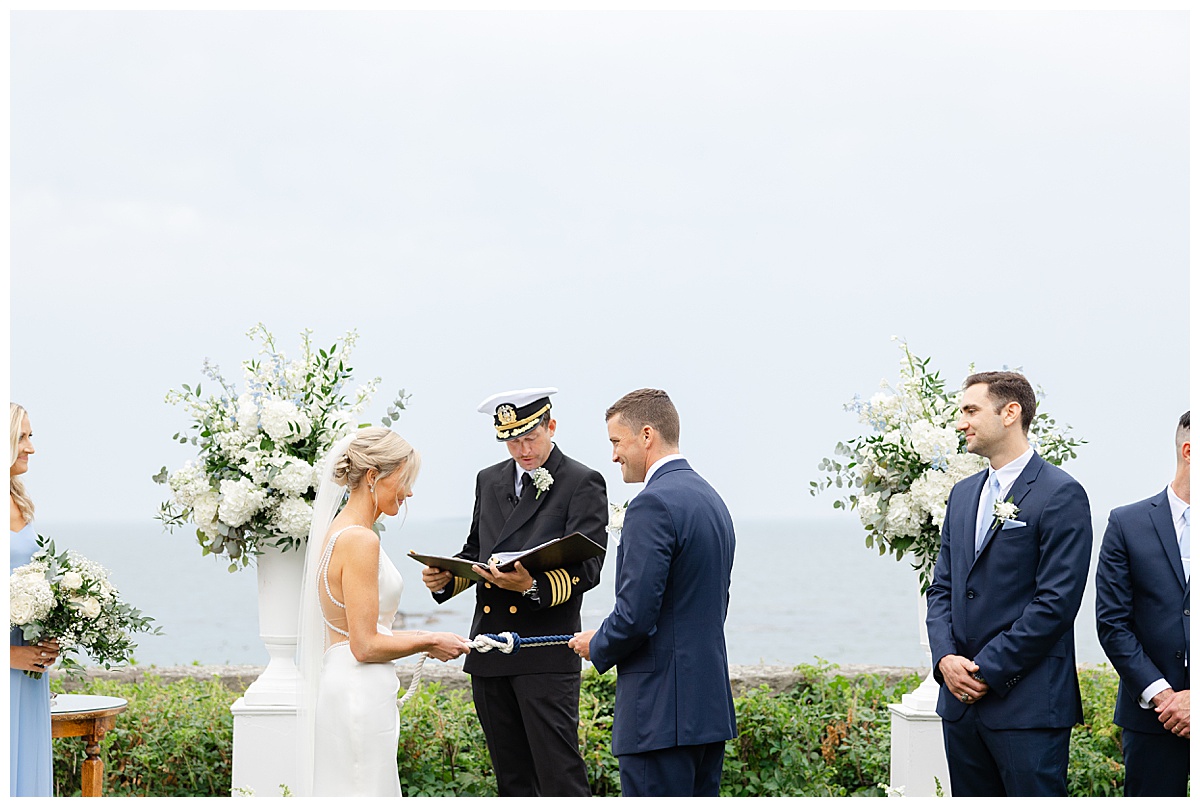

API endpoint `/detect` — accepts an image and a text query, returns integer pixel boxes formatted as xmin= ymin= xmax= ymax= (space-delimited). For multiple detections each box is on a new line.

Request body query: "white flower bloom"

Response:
xmin=530 ymin=467 xmax=554 ymax=499
xmin=60 ymin=571 xmax=84 ymax=590
xmin=235 ymin=393 xmax=260 ymax=435
xmin=218 ymin=478 xmax=267 ymax=527
xmin=608 ymin=503 xmax=626 ymax=531
xmin=272 ymin=497 xmax=314 ymax=541
xmin=994 ymin=501 xmax=1020 ymax=522
xmin=857 ymin=491 xmax=882 ymax=529
xmin=168 ymin=460 xmax=210 ymax=508
xmin=259 ymin=399 xmax=313 ymax=443
xmin=884 ymin=491 xmax=925 ymax=539
xmin=9 ymin=574 xmax=53 ymax=625
xmin=71 ymin=596 xmax=102 ymax=619
xmin=908 ymin=421 xmax=961 ymax=466
xmin=272 ymin=459 xmax=316 ymax=496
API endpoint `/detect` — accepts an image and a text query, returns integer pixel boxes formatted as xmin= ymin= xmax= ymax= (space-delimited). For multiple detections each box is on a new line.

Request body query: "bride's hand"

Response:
xmin=425 ymin=632 xmax=472 ymax=662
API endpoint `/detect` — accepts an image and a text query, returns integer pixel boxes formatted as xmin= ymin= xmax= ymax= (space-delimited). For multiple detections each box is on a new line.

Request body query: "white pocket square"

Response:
xmin=1001 ymin=519 xmax=1027 ymax=530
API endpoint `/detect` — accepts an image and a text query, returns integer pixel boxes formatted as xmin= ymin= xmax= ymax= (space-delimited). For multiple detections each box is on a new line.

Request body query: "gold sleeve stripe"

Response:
xmin=546 ymin=568 xmax=573 ymax=607
xmin=451 ymin=576 xmax=471 ymax=597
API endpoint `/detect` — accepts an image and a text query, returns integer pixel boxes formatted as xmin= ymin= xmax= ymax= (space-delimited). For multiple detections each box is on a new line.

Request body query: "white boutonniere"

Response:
xmin=607 ymin=501 xmax=628 ymax=546
xmin=531 ymin=467 xmax=553 ymax=499
xmin=991 ymin=498 xmax=1019 ymax=530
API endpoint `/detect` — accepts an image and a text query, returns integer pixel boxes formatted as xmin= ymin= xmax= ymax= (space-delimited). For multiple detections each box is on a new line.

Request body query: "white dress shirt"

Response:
xmin=975 ymin=446 xmax=1035 ymax=538
xmin=1139 ymin=484 xmax=1190 ymax=708
xmin=643 ymin=454 xmax=685 ymax=488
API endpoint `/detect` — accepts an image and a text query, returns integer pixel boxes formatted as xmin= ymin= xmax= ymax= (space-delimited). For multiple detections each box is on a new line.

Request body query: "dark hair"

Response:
xmin=963 ymin=371 xmax=1036 ymax=434
xmin=1176 ymin=410 xmax=1190 ymax=452
xmin=605 ymin=388 xmax=680 ymax=447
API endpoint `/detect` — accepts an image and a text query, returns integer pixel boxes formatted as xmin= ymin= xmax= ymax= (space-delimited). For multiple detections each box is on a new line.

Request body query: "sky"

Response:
xmin=8 ymin=10 xmax=1190 ymax=543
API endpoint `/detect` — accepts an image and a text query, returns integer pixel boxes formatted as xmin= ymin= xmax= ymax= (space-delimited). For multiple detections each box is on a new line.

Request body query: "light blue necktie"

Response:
xmin=1181 ymin=506 xmax=1190 ymax=583
xmin=976 ymin=473 xmax=1001 ymax=557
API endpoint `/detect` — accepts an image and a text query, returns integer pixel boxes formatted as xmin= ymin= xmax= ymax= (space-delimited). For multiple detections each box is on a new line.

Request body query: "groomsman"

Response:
xmin=1095 ymin=410 xmax=1190 ymax=796
xmin=570 ymin=388 xmax=737 ymax=797
xmin=925 ymin=371 xmax=1092 ymax=797
xmin=421 ymin=388 xmax=608 ymax=796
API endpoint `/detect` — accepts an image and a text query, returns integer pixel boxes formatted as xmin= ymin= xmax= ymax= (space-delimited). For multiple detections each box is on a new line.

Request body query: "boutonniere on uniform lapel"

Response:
xmin=531 ymin=467 xmax=554 ymax=499
xmin=991 ymin=498 xmax=1024 ymax=531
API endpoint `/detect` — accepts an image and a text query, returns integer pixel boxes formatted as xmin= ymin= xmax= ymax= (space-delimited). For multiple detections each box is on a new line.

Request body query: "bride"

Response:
xmin=297 ymin=428 xmax=471 ymax=797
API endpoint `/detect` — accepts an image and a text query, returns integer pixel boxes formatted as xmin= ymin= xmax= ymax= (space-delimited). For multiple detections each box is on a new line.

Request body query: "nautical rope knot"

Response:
xmin=397 ymin=631 xmax=575 ymax=706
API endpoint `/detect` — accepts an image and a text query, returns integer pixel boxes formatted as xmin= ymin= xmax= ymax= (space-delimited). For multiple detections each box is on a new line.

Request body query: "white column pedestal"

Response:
xmin=888 ymin=695 xmax=950 ymax=797
xmin=887 ymin=589 xmax=951 ymax=797
xmin=230 ymin=699 xmax=300 ymax=797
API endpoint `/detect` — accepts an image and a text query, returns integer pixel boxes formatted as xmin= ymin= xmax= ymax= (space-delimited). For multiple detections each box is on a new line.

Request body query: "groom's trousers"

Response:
xmin=471 ymin=672 xmax=591 ymax=796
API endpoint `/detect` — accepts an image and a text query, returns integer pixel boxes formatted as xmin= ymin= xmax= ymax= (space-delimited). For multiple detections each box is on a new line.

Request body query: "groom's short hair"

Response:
xmin=964 ymin=371 xmax=1037 ymax=434
xmin=1176 ymin=411 xmax=1190 ymax=453
xmin=606 ymin=388 xmax=680 ymax=447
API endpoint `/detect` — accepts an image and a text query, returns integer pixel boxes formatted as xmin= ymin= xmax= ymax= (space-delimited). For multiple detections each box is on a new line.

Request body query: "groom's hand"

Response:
xmin=473 ymin=560 xmax=534 ymax=593
xmin=568 ymin=630 xmax=595 ymax=661
xmin=938 ymin=654 xmax=990 ymax=703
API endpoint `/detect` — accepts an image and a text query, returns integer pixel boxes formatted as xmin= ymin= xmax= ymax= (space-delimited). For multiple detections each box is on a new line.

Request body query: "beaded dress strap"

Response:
xmin=318 ymin=526 xmax=356 ymax=638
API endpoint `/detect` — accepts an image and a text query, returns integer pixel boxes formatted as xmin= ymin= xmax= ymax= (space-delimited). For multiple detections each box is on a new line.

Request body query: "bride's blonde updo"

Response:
xmin=332 ymin=427 xmax=421 ymax=493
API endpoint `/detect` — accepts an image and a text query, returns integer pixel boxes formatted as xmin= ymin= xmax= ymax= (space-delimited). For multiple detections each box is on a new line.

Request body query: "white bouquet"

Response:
xmin=812 ymin=338 xmax=1085 ymax=591
xmin=155 ymin=323 xmax=407 ymax=571
xmin=10 ymin=535 xmax=159 ymax=678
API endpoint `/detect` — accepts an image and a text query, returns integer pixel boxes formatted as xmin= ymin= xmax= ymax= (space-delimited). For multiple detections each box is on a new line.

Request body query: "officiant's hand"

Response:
xmin=422 ymin=566 xmax=453 ymax=592
xmin=473 ymin=560 xmax=534 ymax=593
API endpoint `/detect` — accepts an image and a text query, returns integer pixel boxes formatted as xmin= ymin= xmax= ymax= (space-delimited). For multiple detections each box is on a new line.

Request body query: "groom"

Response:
xmin=570 ymin=388 xmax=737 ymax=796
xmin=421 ymin=387 xmax=608 ymax=796
xmin=925 ymin=371 xmax=1092 ymax=796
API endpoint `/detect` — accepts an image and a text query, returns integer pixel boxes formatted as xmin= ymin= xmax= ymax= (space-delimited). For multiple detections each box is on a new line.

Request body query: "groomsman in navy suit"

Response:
xmin=569 ymin=388 xmax=737 ymax=797
xmin=1095 ymin=410 xmax=1190 ymax=796
xmin=925 ymin=371 xmax=1092 ymax=797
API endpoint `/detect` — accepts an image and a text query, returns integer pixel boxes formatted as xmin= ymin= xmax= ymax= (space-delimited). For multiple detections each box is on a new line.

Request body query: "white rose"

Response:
xmin=10 ymin=590 xmax=36 ymax=625
xmin=72 ymin=596 xmax=102 ymax=619
xmin=608 ymin=504 xmax=626 ymax=532
xmin=60 ymin=571 xmax=84 ymax=590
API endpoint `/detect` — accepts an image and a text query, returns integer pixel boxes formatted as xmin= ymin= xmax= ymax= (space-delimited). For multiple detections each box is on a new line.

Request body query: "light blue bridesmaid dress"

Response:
xmin=10 ymin=523 xmax=53 ymax=796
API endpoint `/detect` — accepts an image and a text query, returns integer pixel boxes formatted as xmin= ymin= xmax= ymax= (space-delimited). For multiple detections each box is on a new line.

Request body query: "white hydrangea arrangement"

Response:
xmin=155 ymin=324 xmax=408 ymax=571
xmin=812 ymin=338 xmax=1085 ymax=592
xmin=10 ymin=536 xmax=159 ymax=678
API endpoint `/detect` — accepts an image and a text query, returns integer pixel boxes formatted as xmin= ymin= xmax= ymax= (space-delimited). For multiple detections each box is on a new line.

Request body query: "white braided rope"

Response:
xmin=397 ymin=632 xmax=519 ymax=707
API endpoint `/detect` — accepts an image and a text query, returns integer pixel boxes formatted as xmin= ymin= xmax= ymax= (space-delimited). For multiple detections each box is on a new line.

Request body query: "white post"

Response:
xmin=887 ymin=589 xmax=951 ymax=797
xmin=231 ymin=543 xmax=306 ymax=796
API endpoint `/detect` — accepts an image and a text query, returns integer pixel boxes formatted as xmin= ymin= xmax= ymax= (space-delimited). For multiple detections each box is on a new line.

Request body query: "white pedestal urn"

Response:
xmin=887 ymin=589 xmax=951 ymax=797
xmin=230 ymin=542 xmax=307 ymax=797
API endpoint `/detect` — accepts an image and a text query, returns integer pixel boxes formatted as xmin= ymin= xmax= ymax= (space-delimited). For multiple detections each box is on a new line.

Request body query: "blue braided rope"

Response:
xmin=479 ymin=632 xmax=575 ymax=653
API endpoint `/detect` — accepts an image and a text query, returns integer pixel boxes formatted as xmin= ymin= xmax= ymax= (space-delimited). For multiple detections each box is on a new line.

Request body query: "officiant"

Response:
xmin=421 ymin=387 xmax=608 ymax=796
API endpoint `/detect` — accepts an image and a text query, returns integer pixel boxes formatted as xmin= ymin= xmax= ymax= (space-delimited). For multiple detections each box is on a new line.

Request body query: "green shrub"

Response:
xmin=50 ymin=664 xmax=1130 ymax=797
xmin=722 ymin=661 xmax=922 ymax=796
xmin=1068 ymin=664 xmax=1124 ymax=797
xmin=50 ymin=673 xmax=236 ymax=797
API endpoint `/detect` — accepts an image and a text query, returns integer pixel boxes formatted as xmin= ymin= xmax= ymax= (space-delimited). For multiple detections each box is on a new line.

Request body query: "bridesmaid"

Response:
xmin=10 ymin=403 xmax=59 ymax=796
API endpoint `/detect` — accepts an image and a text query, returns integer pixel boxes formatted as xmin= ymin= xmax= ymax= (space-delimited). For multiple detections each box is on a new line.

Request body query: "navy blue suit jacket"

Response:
xmin=589 ymin=459 xmax=738 ymax=756
xmin=1095 ymin=488 xmax=1190 ymax=734
xmin=926 ymin=452 xmax=1092 ymax=729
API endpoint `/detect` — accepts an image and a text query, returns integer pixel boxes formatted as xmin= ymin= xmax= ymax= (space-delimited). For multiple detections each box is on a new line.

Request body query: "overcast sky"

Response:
xmin=9 ymin=10 xmax=1189 ymax=536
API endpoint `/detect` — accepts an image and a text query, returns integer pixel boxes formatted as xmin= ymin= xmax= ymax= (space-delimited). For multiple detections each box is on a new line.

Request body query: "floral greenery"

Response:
xmin=10 ymin=536 xmax=159 ymax=679
xmin=49 ymin=663 xmax=1126 ymax=797
xmin=154 ymin=324 xmax=409 ymax=571
xmin=811 ymin=338 xmax=1086 ymax=592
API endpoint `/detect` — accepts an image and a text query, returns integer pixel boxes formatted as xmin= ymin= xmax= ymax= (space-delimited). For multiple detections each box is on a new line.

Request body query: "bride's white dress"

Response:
xmin=312 ymin=527 xmax=405 ymax=797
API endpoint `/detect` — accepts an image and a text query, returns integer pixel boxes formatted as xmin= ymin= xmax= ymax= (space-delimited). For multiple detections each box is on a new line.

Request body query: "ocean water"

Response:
xmin=32 ymin=517 xmax=1110 ymax=670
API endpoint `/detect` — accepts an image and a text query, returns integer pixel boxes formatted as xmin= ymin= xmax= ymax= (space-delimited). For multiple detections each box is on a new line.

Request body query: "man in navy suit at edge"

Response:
xmin=1095 ymin=410 xmax=1190 ymax=796
xmin=925 ymin=371 xmax=1092 ymax=796
xmin=568 ymin=388 xmax=737 ymax=797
